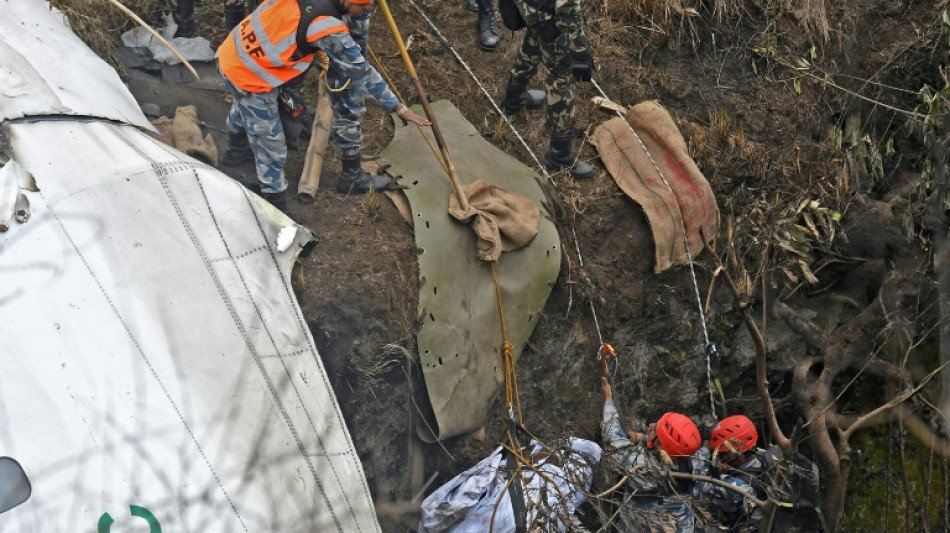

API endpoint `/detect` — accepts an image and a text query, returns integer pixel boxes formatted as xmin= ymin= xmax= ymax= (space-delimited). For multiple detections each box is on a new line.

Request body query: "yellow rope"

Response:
xmin=314 ymin=49 xmax=350 ymax=93
xmin=366 ymin=45 xmax=448 ymax=173
xmin=491 ymin=262 xmax=523 ymax=426
xmin=367 ymin=17 xmax=562 ymax=524
xmin=370 ymin=33 xmax=524 ymax=431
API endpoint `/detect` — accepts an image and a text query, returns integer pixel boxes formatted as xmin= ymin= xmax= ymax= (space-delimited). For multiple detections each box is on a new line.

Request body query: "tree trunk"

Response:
xmin=933 ymin=135 xmax=950 ymax=437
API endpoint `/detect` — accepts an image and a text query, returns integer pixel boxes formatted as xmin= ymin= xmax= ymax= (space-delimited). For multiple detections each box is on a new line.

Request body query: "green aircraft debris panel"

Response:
xmin=379 ymin=100 xmax=561 ymax=442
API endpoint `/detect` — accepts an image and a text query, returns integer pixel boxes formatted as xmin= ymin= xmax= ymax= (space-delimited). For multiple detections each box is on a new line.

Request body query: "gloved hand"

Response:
xmin=572 ymin=50 xmax=595 ymax=82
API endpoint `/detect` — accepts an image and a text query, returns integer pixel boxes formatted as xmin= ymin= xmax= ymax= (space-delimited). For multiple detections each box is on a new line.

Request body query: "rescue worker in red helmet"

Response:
xmin=692 ymin=414 xmax=823 ymax=531
xmin=601 ymin=377 xmax=704 ymax=532
xmin=710 ymin=414 xmax=759 ymax=456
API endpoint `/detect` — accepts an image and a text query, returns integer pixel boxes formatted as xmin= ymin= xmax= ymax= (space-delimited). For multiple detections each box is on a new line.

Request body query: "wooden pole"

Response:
xmin=375 ymin=0 xmax=470 ymax=211
xmin=297 ymin=84 xmax=333 ymax=201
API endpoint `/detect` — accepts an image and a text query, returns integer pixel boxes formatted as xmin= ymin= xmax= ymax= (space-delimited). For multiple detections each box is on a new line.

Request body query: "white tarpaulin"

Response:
xmin=120 ymin=12 xmax=216 ymax=65
xmin=0 ymin=1 xmax=380 ymax=531
xmin=417 ymin=439 xmax=601 ymax=533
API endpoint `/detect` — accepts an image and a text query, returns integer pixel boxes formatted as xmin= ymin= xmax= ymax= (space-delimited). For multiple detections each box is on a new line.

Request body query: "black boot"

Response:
xmin=465 ymin=0 xmax=478 ymax=10
xmin=542 ymin=131 xmax=595 ymax=179
xmin=337 ymin=152 xmax=394 ymax=194
xmin=224 ymin=2 xmax=246 ymax=33
xmin=174 ymin=0 xmax=197 ymax=37
xmin=173 ymin=16 xmax=197 ymax=38
xmin=220 ymin=131 xmax=255 ymax=167
xmin=475 ymin=0 xmax=499 ymax=51
xmin=501 ymin=80 xmax=546 ymax=115
xmin=261 ymin=189 xmax=291 ymax=216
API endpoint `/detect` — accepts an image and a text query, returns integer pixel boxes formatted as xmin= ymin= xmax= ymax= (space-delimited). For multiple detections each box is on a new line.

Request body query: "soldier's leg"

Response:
xmin=537 ymin=34 xmax=593 ymax=179
xmin=224 ymin=0 xmax=247 ymax=33
xmin=219 ymin=75 xmax=255 ymax=167
xmin=173 ymin=0 xmax=196 ymax=38
xmin=501 ymin=26 xmax=546 ymax=114
xmin=232 ymin=88 xmax=289 ymax=196
xmin=328 ymin=84 xmax=393 ymax=194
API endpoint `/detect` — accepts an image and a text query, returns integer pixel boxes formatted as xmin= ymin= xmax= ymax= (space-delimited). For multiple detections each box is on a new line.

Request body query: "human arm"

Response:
xmin=602 ymin=379 xmax=653 ymax=446
xmin=600 ymin=379 xmax=666 ymax=493
xmin=316 ymin=32 xmax=430 ymax=126
xmin=601 ymin=378 xmax=632 ymax=449
xmin=343 ymin=9 xmax=371 ymax=58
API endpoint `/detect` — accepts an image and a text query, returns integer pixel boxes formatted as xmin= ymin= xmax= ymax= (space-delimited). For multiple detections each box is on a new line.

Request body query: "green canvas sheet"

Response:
xmin=379 ymin=100 xmax=560 ymax=442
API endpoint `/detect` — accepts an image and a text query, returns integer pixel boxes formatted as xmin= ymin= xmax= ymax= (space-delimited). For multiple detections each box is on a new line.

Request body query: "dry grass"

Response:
xmin=55 ymin=0 xmax=164 ymax=63
xmin=54 ymin=0 xmax=231 ymax=70
xmin=588 ymin=0 xmax=829 ymax=48
xmin=708 ymin=107 xmax=744 ymax=145
xmin=352 ymin=343 xmax=413 ymax=393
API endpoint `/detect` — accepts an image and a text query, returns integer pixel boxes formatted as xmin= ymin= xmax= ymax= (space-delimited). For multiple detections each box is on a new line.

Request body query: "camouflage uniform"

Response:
xmin=222 ymin=6 xmax=399 ymax=194
xmin=693 ymin=446 xmax=822 ymax=531
xmin=601 ymin=401 xmax=704 ymax=532
xmin=222 ymin=73 xmax=287 ymax=194
xmin=691 ymin=447 xmax=763 ymax=531
xmin=320 ymin=9 xmax=399 ymax=161
xmin=508 ymin=0 xmax=588 ymax=136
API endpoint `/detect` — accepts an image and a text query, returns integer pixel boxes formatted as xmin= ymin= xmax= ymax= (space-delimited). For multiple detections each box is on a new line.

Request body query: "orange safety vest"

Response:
xmin=217 ymin=0 xmax=348 ymax=93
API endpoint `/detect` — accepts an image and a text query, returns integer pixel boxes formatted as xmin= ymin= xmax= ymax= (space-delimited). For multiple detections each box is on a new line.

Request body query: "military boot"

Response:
xmin=219 ymin=131 xmax=255 ymax=167
xmin=261 ymin=189 xmax=291 ymax=217
xmin=475 ymin=0 xmax=499 ymax=51
xmin=542 ymin=131 xmax=595 ymax=179
xmin=173 ymin=15 xmax=197 ymax=38
xmin=224 ymin=1 xmax=246 ymax=33
xmin=173 ymin=0 xmax=196 ymax=37
xmin=337 ymin=152 xmax=394 ymax=194
xmin=500 ymin=80 xmax=546 ymax=115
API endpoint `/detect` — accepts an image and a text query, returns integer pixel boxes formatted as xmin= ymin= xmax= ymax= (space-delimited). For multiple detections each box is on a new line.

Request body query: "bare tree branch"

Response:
xmin=843 ymin=361 xmax=950 ymax=439
xmin=668 ymin=471 xmax=768 ymax=508
xmin=702 ymin=232 xmax=790 ymax=450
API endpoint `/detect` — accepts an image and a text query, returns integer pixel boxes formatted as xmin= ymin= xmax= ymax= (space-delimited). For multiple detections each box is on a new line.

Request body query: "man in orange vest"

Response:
xmin=217 ymin=0 xmax=430 ymax=214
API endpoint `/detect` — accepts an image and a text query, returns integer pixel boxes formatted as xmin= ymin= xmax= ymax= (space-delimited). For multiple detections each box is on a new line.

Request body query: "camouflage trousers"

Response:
xmin=508 ymin=2 xmax=575 ymax=136
xmin=222 ymin=72 xmax=288 ymax=194
xmin=325 ymin=70 xmax=366 ymax=160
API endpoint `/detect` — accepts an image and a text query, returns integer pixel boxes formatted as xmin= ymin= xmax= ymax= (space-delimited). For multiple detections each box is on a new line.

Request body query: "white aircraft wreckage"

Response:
xmin=0 ymin=1 xmax=379 ymax=531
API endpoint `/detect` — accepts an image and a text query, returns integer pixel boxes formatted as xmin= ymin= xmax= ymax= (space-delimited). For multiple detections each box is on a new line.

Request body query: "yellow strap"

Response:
xmin=315 ymin=49 xmax=350 ymax=93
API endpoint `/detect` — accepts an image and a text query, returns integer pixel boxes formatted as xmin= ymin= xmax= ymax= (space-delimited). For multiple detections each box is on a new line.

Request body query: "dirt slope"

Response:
xmin=284 ymin=2 xmax=947 ymax=530
xmin=63 ymin=0 xmax=949 ymax=530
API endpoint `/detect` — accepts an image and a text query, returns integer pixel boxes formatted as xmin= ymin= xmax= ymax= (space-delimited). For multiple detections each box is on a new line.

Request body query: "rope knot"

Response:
xmin=315 ymin=49 xmax=351 ymax=92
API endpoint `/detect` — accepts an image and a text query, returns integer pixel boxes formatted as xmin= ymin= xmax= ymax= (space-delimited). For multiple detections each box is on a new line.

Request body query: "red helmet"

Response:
xmin=710 ymin=415 xmax=758 ymax=454
xmin=654 ymin=412 xmax=701 ymax=456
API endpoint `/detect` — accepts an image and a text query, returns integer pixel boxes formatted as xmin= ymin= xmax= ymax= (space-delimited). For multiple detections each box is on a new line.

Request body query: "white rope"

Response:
xmin=591 ymin=79 xmax=717 ymax=417
xmin=406 ymin=0 xmax=550 ymax=181
xmin=407 ymin=0 xmax=611 ymax=351
xmin=405 ymin=1 xmax=724 ymax=413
